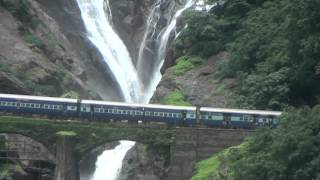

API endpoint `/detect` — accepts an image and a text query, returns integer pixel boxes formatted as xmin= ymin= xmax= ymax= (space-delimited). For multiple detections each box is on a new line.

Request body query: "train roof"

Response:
xmin=82 ymin=99 xmax=196 ymax=110
xmin=200 ymin=107 xmax=282 ymax=116
xmin=0 ymin=94 xmax=77 ymax=103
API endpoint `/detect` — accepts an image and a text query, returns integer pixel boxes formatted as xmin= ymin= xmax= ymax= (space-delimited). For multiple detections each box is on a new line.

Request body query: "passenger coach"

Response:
xmin=0 ymin=94 xmax=281 ymax=128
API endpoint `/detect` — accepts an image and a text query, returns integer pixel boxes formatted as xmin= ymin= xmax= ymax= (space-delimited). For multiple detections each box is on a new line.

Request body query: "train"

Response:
xmin=0 ymin=94 xmax=282 ymax=128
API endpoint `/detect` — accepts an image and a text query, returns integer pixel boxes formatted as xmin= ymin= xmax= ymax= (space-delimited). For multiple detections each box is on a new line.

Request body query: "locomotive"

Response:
xmin=0 ymin=94 xmax=281 ymax=128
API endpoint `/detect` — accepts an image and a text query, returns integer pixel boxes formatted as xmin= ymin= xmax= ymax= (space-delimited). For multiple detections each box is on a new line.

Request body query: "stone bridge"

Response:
xmin=0 ymin=116 xmax=254 ymax=180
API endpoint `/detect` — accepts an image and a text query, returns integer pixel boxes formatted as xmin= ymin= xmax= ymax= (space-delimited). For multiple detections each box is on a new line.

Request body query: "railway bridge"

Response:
xmin=0 ymin=116 xmax=254 ymax=180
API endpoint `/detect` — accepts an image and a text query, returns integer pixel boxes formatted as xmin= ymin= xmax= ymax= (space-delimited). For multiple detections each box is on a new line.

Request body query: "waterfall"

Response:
xmin=136 ymin=0 xmax=162 ymax=103
xmin=76 ymin=0 xmax=142 ymax=103
xmin=90 ymin=141 xmax=135 ymax=180
xmin=137 ymin=0 xmax=195 ymax=103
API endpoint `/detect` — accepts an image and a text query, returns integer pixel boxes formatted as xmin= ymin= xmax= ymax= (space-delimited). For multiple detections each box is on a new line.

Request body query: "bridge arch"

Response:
xmin=0 ymin=133 xmax=56 ymax=179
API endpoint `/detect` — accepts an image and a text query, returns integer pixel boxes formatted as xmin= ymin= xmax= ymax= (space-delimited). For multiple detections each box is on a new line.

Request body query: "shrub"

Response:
xmin=162 ymin=90 xmax=191 ymax=106
xmin=22 ymin=32 xmax=45 ymax=49
xmin=174 ymin=56 xmax=195 ymax=75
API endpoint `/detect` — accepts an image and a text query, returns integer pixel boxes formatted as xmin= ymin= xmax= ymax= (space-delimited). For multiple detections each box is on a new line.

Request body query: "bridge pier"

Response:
xmin=54 ymin=133 xmax=79 ymax=180
xmin=167 ymin=127 xmax=254 ymax=180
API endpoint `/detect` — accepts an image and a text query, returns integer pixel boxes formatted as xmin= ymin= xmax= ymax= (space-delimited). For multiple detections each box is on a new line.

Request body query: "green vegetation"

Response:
xmin=0 ymin=163 xmax=23 ymax=180
xmin=192 ymin=151 xmax=222 ymax=180
xmin=176 ymin=0 xmax=320 ymax=110
xmin=161 ymin=90 xmax=191 ymax=106
xmin=62 ymin=91 xmax=80 ymax=99
xmin=174 ymin=56 xmax=195 ymax=75
xmin=174 ymin=56 xmax=204 ymax=75
xmin=22 ymin=32 xmax=45 ymax=49
xmin=192 ymin=106 xmax=320 ymax=180
xmin=177 ymin=0 xmax=320 ymax=179
xmin=56 ymin=131 xmax=77 ymax=136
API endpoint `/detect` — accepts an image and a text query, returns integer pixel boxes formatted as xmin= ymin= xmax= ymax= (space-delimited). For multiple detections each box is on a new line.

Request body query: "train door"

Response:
xmin=90 ymin=104 xmax=95 ymax=121
xmin=223 ymin=113 xmax=231 ymax=128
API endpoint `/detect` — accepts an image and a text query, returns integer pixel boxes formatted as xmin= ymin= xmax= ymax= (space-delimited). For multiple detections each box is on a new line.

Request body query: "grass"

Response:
xmin=191 ymin=143 xmax=248 ymax=180
xmin=61 ymin=91 xmax=79 ymax=99
xmin=174 ymin=56 xmax=195 ymax=75
xmin=174 ymin=56 xmax=205 ymax=76
xmin=56 ymin=131 xmax=77 ymax=136
xmin=161 ymin=90 xmax=191 ymax=106
xmin=0 ymin=163 xmax=23 ymax=180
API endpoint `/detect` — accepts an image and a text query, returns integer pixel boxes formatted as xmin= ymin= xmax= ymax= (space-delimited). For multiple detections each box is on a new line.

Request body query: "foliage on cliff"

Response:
xmin=175 ymin=0 xmax=320 ymax=110
xmin=179 ymin=0 xmax=320 ymax=179
xmin=194 ymin=106 xmax=320 ymax=180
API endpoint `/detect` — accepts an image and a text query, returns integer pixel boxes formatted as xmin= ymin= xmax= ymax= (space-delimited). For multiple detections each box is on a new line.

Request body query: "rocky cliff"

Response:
xmin=118 ymin=143 xmax=168 ymax=180
xmin=0 ymin=0 xmax=121 ymax=100
xmin=152 ymin=52 xmax=236 ymax=107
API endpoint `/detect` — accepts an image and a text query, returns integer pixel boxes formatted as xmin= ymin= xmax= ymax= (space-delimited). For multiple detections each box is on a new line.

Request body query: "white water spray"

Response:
xmin=90 ymin=141 xmax=135 ymax=180
xmin=76 ymin=0 xmax=142 ymax=103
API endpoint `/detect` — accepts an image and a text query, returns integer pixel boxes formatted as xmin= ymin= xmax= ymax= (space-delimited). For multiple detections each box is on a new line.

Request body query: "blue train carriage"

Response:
xmin=199 ymin=107 xmax=225 ymax=127
xmin=249 ymin=110 xmax=282 ymax=128
xmin=142 ymin=104 xmax=197 ymax=125
xmin=199 ymin=107 xmax=282 ymax=128
xmin=0 ymin=94 xmax=78 ymax=117
xmin=80 ymin=100 xmax=144 ymax=122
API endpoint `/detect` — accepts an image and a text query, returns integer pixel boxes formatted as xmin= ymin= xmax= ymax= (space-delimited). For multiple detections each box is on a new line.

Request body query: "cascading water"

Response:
xmin=77 ymin=0 xmax=195 ymax=179
xmin=76 ymin=0 xmax=142 ymax=103
xmin=136 ymin=1 xmax=162 ymax=103
xmin=90 ymin=141 xmax=135 ymax=180
xmin=137 ymin=0 xmax=196 ymax=103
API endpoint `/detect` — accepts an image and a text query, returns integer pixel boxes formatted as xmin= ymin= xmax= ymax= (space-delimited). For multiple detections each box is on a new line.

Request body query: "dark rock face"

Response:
xmin=0 ymin=72 xmax=31 ymax=94
xmin=0 ymin=0 xmax=121 ymax=100
xmin=118 ymin=143 xmax=168 ymax=180
xmin=109 ymin=0 xmax=187 ymax=62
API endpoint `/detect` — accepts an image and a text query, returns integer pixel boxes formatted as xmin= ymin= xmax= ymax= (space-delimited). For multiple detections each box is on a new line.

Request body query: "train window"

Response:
xmin=30 ymin=104 xmax=34 ymax=108
xmin=145 ymin=111 xmax=150 ymax=116
xmin=26 ymin=104 xmax=30 ymax=107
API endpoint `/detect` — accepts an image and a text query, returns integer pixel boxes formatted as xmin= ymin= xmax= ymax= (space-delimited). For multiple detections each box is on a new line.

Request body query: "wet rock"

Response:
xmin=118 ymin=143 xmax=168 ymax=180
